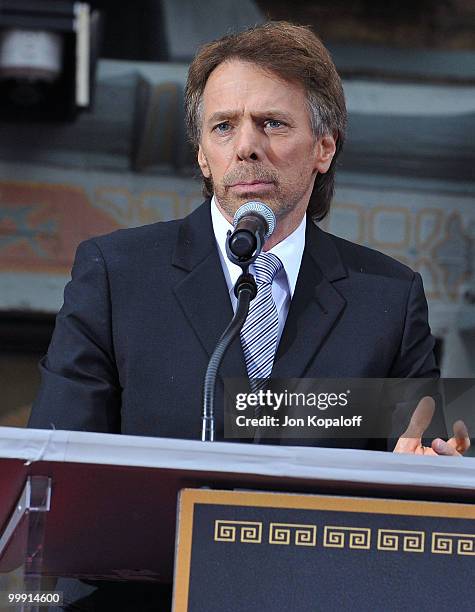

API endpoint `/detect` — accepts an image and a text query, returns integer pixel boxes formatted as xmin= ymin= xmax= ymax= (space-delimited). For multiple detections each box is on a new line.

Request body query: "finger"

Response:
xmin=393 ymin=439 xmax=414 ymax=453
xmin=420 ymin=445 xmax=438 ymax=456
xmin=401 ymin=396 xmax=436 ymax=440
xmin=393 ymin=440 xmax=439 ymax=455
xmin=431 ymin=438 xmax=461 ymax=456
xmin=393 ymin=437 xmax=421 ymax=454
xmin=446 ymin=420 xmax=471 ymax=454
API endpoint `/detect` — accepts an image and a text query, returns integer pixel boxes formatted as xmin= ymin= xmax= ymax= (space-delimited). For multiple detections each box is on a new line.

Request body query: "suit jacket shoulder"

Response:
xmin=320 ymin=227 xmax=415 ymax=282
xmin=83 ymin=200 xmax=214 ymax=274
xmin=84 ymin=217 xmax=181 ymax=265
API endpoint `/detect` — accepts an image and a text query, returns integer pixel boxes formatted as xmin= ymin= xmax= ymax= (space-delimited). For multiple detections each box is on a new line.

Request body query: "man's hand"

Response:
xmin=393 ymin=395 xmax=471 ymax=456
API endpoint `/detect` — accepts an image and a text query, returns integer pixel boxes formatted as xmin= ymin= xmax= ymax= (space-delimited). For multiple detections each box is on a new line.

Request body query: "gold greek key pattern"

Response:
xmin=323 ymin=526 xmax=371 ymax=550
xmin=432 ymin=532 xmax=475 ymax=555
xmin=212 ymin=520 xmax=474 ymax=557
xmin=377 ymin=530 xmax=425 ymax=553
xmin=214 ymin=520 xmax=262 ymax=544
xmin=269 ymin=523 xmax=317 ymax=547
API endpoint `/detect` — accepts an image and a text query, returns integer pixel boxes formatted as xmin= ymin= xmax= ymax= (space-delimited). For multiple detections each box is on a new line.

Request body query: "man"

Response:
xmin=29 ymin=20 xmax=470 ymax=612
xmin=29 ymin=21 xmax=468 ymax=456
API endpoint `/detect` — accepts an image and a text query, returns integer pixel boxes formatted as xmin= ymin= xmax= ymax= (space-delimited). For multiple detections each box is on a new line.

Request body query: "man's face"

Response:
xmin=197 ymin=59 xmax=335 ymax=224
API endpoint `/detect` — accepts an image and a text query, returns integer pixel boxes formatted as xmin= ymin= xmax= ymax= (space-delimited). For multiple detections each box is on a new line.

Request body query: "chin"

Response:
xmin=217 ymin=191 xmax=290 ymax=220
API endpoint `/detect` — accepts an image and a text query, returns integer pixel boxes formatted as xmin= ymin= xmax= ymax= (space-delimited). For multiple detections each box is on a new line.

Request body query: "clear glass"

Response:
xmin=0 ymin=476 xmax=52 ymax=612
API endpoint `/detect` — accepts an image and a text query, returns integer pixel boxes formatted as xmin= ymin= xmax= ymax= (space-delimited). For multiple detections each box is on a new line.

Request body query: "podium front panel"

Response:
xmin=173 ymin=489 xmax=475 ymax=612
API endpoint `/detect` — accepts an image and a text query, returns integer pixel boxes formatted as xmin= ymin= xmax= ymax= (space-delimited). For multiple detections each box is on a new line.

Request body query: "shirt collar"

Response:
xmin=210 ymin=195 xmax=306 ymax=297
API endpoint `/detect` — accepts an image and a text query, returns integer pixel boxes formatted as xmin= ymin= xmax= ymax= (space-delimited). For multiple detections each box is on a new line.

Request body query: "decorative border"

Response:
xmin=212 ymin=522 xmax=475 ymax=556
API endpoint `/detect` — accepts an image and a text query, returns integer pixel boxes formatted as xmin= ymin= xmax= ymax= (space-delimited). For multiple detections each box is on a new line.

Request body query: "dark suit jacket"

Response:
xmin=29 ymin=199 xmax=439 ymax=444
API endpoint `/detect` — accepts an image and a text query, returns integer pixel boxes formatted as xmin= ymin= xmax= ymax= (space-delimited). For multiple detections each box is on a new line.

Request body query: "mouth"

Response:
xmin=229 ymin=181 xmax=274 ymax=194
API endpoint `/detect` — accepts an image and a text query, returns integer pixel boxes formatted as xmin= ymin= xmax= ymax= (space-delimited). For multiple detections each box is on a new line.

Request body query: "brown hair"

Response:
xmin=185 ymin=21 xmax=347 ymax=221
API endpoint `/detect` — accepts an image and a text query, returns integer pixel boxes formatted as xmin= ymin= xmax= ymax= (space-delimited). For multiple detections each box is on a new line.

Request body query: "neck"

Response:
xmin=262 ymin=212 xmax=305 ymax=251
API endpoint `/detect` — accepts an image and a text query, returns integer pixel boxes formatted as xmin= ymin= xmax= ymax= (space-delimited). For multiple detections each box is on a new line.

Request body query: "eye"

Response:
xmin=265 ymin=119 xmax=285 ymax=129
xmin=214 ymin=121 xmax=232 ymax=133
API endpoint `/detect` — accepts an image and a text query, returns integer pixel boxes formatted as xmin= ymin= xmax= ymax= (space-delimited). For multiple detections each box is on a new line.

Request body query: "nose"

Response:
xmin=235 ymin=121 xmax=263 ymax=162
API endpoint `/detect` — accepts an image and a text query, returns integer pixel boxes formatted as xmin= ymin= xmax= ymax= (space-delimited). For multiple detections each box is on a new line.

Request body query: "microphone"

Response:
xmin=226 ymin=201 xmax=276 ymax=265
xmin=202 ymin=202 xmax=275 ymax=441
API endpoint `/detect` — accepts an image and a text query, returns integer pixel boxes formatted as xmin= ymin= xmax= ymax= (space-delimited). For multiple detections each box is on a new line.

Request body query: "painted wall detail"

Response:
xmin=0 ymin=181 xmax=120 ymax=273
xmin=325 ymin=199 xmax=474 ymax=303
xmin=1 ymin=178 xmax=473 ymax=303
xmin=0 ymin=168 xmax=473 ymax=339
xmin=0 ymin=180 xmax=201 ymax=273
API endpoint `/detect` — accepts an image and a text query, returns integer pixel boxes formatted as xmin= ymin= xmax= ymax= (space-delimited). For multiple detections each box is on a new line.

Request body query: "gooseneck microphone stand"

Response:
xmin=201 ymin=269 xmax=257 ymax=441
xmin=201 ymin=201 xmax=275 ymax=441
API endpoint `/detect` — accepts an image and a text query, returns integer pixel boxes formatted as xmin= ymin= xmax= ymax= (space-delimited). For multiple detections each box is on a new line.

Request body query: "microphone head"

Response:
xmin=233 ymin=201 xmax=276 ymax=239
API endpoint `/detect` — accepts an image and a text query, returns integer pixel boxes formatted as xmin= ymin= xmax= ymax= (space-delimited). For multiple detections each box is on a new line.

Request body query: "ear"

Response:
xmin=197 ymin=145 xmax=211 ymax=178
xmin=313 ymin=134 xmax=337 ymax=174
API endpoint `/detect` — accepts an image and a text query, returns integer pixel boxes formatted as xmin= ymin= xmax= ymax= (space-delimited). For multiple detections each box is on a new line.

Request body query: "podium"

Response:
xmin=0 ymin=427 xmax=474 ymax=611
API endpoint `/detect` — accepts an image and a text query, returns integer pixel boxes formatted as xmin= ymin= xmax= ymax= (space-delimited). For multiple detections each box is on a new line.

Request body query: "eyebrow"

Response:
xmin=206 ymin=109 xmax=294 ymax=126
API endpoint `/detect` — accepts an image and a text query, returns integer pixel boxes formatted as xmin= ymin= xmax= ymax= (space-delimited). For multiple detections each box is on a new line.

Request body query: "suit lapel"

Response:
xmin=172 ymin=201 xmax=248 ymax=382
xmin=172 ymin=204 xmax=348 ymax=384
xmin=271 ymin=219 xmax=348 ymax=379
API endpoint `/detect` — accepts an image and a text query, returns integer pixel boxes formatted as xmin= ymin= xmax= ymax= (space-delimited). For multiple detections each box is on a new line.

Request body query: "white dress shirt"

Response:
xmin=210 ymin=195 xmax=306 ymax=344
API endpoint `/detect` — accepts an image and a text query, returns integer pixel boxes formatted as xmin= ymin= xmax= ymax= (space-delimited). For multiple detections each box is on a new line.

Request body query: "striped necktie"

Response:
xmin=240 ymin=252 xmax=283 ymax=391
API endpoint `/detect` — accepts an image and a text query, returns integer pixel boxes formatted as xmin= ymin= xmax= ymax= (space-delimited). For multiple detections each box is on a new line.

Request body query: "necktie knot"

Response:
xmin=253 ymin=252 xmax=283 ymax=286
